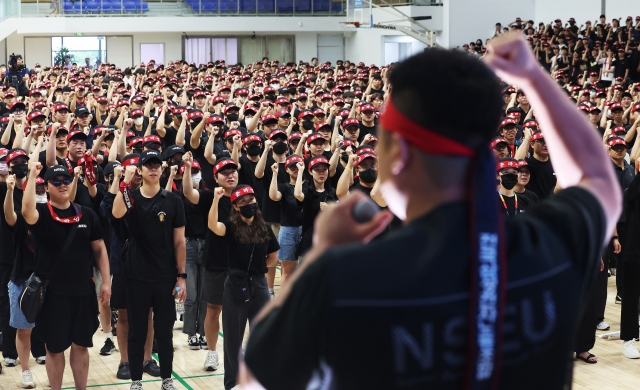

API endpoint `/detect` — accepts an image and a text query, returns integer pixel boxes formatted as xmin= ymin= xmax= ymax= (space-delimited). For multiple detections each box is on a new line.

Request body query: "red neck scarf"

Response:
xmin=47 ymin=201 xmax=82 ymax=224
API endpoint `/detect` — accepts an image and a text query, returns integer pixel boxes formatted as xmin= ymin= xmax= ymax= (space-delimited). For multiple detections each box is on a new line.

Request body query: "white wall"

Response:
xmin=605 ymin=0 xmax=640 ymax=21
xmin=441 ymin=0 xmax=534 ymax=48
xmin=132 ymin=32 xmax=181 ymax=65
xmin=0 ymin=39 xmax=6 ymax=65
xmin=294 ymin=32 xmax=318 ymax=62
xmin=24 ymin=37 xmax=51 ymax=67
xmin=534 ymin=0 xmax=601 ymax=26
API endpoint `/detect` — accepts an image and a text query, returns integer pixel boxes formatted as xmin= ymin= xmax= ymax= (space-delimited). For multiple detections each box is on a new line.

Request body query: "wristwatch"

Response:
xmin=177 ymin=273 xmax=187 ymax=279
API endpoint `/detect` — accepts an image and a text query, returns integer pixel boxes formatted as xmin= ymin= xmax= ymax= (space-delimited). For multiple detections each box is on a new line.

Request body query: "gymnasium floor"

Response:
xmin=0 ymin=273 xmax=635 ymax=389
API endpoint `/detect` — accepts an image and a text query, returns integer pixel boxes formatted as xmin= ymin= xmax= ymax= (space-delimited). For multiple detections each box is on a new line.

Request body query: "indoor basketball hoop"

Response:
xmin=346 ymin=0 xmax=372 ymax=28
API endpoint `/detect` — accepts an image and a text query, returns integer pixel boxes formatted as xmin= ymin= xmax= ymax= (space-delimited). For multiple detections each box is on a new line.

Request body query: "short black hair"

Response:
xmin=388 ymin=49 xmax=502 ymax=150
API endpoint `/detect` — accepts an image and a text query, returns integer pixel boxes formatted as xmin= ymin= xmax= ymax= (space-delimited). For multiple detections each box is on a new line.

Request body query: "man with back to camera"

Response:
xmin=240 ymin=33 xmax=620 ymax=389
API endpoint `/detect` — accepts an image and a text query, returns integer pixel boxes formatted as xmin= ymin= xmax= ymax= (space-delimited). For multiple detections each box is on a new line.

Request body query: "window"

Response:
xmin=185 ymin=38 xmax=238 ymax=65
xmin=51 ymin=36 xmax=106 ymax=68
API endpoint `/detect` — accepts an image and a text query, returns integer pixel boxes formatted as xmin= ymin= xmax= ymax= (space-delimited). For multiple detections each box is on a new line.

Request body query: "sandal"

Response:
xmin=575 ymin=352 xmax=598 ymax=364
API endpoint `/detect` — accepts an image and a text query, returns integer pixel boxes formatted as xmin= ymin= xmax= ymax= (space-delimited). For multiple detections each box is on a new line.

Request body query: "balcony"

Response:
xmin=17 ymin=0 xmax=347 ymax=16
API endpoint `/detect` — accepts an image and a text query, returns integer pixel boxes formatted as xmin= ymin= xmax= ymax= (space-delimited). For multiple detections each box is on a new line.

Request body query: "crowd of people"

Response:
xmin=0 ymin=15 xmax=635 ymax=390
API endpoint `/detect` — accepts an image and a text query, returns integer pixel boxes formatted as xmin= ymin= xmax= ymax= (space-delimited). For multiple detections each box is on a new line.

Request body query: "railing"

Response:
xmin=18 ymin=0 xmax=351 ymax=16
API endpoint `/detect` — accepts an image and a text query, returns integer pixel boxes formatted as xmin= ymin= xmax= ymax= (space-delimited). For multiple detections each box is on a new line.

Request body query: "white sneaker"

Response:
xmin=161 ymin=378 xmax=177 ymax=390
xmin=204 ymin=350 xmax=219 ymax=371
xmin=597 ymin=321 xmax=610 ymax=330
xmin=5 ymin=357 xmax=17 ymax=367
xmin=130 ymin=380 xmax=142 ymax=390
xmin=22 ymin=370 xmax=35 ymax=389
xmin=622 ymin=339 xmax=640 ymax=359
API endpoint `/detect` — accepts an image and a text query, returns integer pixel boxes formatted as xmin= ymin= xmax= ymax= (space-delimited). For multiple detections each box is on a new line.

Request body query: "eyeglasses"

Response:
xmin=49 ymin=179 xmax=72 ymax=187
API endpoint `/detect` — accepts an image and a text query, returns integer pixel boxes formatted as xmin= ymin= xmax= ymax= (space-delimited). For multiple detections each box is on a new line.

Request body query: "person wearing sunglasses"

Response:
xmin=21 ymin=163 xmax=111 ymax=390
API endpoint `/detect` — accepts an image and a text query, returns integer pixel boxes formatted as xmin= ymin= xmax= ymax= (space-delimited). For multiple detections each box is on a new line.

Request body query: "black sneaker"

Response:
xmin=116 ymin=362 xmax=131 ymax=380
xmin=100 ymin=338 xmax=116 ymax=356
xmin=616 ymin=295 xmax=622 ymax=304
xmin=188 ymin=335 xmax=200 ymax=350
xmin=198 ymin=335 xmax=207 ymax=349
xmin=143 ymin=359 xmax=161 ymax=377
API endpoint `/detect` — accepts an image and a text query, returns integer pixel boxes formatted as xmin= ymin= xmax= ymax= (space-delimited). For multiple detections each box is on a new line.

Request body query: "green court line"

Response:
xmin=61 ymin=373 xmax=225 ymax=389
xmin=152 ymin=353 xmax=193 ymax=390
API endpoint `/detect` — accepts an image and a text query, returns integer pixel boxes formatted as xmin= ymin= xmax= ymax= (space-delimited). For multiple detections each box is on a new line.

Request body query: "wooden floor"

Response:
xmin=0 ymin=272 xmax=637 ymax=389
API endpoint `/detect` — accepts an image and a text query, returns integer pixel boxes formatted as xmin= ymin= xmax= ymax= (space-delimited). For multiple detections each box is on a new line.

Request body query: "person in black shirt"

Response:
xmin=112 ymin=149 xmax=186 ymax=390
xmin=208 ymin=184 xmax=278 ymax=390
xmin=496 ymin=157 xmax=529 ymax=217
xmin=516 ymin=129 xmax=557 ymax=199
xmin=241 ymin=33 xmax=621 ymax=389
xmin=268 ymin=155 xmax=304 ymax=283
xmin=336 ymin=152 xmax=377 ymax=200
xmin=23 ymin=163 xmax=111 ymax=390
xmin=513 ymin=159 xmax=539 ymax=208
xmin=182 ymin=154 xmax=238 ymax=372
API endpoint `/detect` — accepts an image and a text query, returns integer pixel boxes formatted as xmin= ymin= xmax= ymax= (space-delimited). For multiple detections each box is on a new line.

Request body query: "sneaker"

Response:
xmin=198 ymin=335 xmax=207 ymax=349
xmin=616 ymin=295 xmax=622 ymax=304
xmin=22 ymin=370 xmax=35 ymax=389
xmin=4 ymin=357 xmax=17 ymax=367
xmin=35 ymin=356 xmax=46 ymax=365
xmin=610 ymin=267 xmax=617 ymax=276
xmin=622 ymin=339 xmax=640 ymax=358
xmin=130 ymin=380 xmax=142 ymax=390
xmin=116 ymin=362 xmax=131 ymax=380
xmin=188 ymin=335 xmax=200 ymax=350
xmin=100 ymin=338 xmax=116 ymax=356
xmin=161 ymin=378 xmax=177 ymax=390
xmin=204 ymin=350 xmax=219 ymax=371
xmin=597 ymin=321 xmax=610 ymax=331
xmin=143 ymin=359 xmax=161 ymax=377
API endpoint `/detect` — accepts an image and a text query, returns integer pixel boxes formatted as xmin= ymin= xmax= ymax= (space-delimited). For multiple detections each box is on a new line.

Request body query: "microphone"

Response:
xmin=351 ymin=198 xmax=380 ymax=223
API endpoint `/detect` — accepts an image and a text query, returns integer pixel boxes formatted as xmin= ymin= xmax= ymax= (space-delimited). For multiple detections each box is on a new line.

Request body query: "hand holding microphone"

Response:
xmin=311 ymin=191 xmax=393 ymax=250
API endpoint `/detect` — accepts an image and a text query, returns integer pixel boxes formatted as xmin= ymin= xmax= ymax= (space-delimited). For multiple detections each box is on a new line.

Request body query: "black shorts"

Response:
xmin=38 ymin=294 xmax=99 ymax=353
xmin=201 ymin=269 xmax=227 ymax=306
xmin=111 ymin=273 xmax=127 ymax=310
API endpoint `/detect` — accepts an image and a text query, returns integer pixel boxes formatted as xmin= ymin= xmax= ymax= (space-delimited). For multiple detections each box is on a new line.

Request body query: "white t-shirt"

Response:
xmin=598 ymin=57 xmax=615 ymax=81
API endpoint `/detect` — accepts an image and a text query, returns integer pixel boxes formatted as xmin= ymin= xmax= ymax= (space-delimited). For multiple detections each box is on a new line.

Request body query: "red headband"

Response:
xmin=230 ymin=186 xmax=255 ymax=203
xmin=379 ymin=100 xmax=476 ymax=157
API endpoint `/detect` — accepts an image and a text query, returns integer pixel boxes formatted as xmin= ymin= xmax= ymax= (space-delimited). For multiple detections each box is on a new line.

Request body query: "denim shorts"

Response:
xmin=278 ymin=225 xmax=302 ymax=261
xmin=9 ymin=280 xmax=35 ymax=329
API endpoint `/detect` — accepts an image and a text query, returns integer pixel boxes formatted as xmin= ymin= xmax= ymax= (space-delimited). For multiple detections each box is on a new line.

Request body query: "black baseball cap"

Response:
xmin=75 ymin=106 xmax=90 ymax=116
xmin=164 ymin=145 xmax=185 ymax=160
xmin=44 ymin=165 xmax=73 ymax=182
xmin=103 ymin=161 xmax=121 ymax=177
xmin=137 ymin=149 xmax=163 ymax=167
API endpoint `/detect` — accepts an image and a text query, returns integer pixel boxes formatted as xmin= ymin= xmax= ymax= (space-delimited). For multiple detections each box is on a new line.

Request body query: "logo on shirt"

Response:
xmin=158 ymin=211 xmax=166 ymax=222
xmin=78 ymin=224 xmax=88 ymax=229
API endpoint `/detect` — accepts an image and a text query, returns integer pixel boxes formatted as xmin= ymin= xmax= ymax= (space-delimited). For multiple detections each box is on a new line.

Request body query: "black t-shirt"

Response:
xmin=277 ymin=183 xmax=303 ymax=227
xmin=9 ymin=215 xmax=36 ymax=284
xmin=221 ymin=220 xmax=279 ymax=275
xmin=0 ymin=182 xmax=20 ymax=265
xmin=358 ymin=121 xmax=377 ymax=142
xmin=31 ymin=203 xmax=103 ymax=295
xmin=195 ymin=190 xmax=232 ymax=270
xmin=515 ymin=188 xmax=539 ymax=209
xmin=525 ymin=156 xmax=556 ymax=200
xmin=260 ymin=154 xmax=290 ymax=224
xmin=623 ymin=173 xmax=640 ymax=263
xmin=238 ymin=155 xmax=265 ymax=209
xmin=613 ymin=57 xmax=628 ymax=78
xmin=245 ymin=187 xmax=606 ymax=389
xmin=497 ymin=192 xmax=531 ymax=218
xmin=123 ymin=188 xmax=186 ymax=282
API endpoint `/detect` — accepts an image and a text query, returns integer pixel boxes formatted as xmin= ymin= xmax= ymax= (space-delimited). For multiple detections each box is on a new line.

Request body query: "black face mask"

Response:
xmin=246 ymin=145 xmax=262 ymax=156
xmin=327 ymin=82 xmax=335 ymax=89
xmin=165 ymin=115 xmax=173 ymax=125
xmin=359 ymin=168 xmax=378 ymax=183
xmin=272 ymin=141 xmax=288 ymax=155
xmin=170 ymin=161 xmax=184 ymax=169
xmin=11 ymin=163 xmax=28 ymax=179
xmin=265 ymin=94 xmax=276 ymax=102
xmin=302 ymin=120 xmax=314 ymax=130
xmin=500 ymin=173 xmax=518 ymax=190
xmin=239 ymin=203 xmax=258 ymax=218
xmin=227 ymin=113 xmax=239 ymax=122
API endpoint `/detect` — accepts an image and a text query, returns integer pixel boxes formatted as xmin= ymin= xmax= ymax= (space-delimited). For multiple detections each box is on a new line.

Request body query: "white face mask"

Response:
xmin=134 ymin=117 xmax=144 ymax=126
xmin=191 ymin=172 xmax=202 ymax=186
xmin=0 ymin=162 xmax=8 ymax=175
xmin=36 ymin=194 xmax=48 ymax=204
